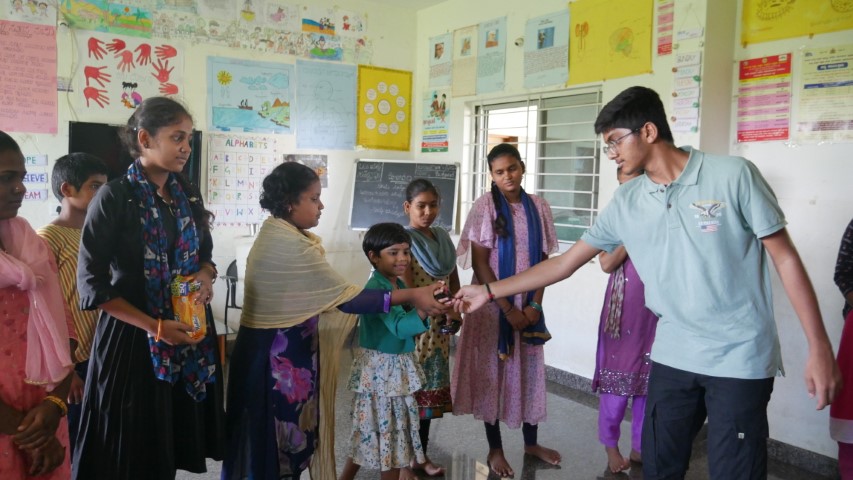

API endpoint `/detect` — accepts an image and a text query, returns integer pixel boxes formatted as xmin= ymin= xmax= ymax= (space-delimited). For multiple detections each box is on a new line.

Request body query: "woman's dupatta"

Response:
xmin=240 ymin=217 xmax=362 ymax=479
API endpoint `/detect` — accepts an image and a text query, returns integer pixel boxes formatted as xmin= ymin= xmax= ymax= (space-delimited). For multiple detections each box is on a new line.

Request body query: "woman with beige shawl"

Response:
xmin=223 ymin=163 xmax=448 ymax=480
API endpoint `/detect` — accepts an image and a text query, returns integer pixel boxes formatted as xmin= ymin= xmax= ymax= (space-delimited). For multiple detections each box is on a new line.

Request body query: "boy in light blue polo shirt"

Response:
xmin=452 ymin=86 xmax=841 ymax=480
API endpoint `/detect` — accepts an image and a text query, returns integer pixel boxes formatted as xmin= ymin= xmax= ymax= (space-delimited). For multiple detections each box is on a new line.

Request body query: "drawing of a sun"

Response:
xmin=217 ymin=70 xmax=233 ymax=86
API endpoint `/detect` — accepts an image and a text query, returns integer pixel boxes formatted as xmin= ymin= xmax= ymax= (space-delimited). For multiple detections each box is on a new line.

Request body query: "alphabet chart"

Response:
xmin=206 ymin=132 xmax=280 ymax=225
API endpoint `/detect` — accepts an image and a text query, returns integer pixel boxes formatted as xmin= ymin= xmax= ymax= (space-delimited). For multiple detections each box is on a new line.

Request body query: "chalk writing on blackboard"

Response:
xmin=350 ymin=160 xmax=458 ymax=231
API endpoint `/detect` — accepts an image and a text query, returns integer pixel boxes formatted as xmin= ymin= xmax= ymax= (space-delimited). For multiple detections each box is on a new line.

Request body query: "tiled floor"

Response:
xmin=177 ymin=345 xmax=834 ymax=480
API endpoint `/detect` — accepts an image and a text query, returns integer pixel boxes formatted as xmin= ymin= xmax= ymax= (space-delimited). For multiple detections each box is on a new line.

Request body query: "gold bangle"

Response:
xmin=43 ymin=395 xmax=67 ymax=417
xmin=155 ymin=319 xmax=163 ymax=343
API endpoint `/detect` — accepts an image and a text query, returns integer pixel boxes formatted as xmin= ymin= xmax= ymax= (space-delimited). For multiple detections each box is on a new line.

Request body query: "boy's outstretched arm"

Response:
xmin=762 ymin=228 xmax=842 ymax=410
xmin=454 ymin=240 xmax=601 ymax=313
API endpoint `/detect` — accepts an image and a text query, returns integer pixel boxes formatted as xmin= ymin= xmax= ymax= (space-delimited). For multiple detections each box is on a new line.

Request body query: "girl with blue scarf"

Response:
xmin=452 ymin=143 xmax=560 ymax=478
xmin=400 ymin=178 xmax=460 ymax=477
xmin=74 ymin=98 xmax=224 ymax=479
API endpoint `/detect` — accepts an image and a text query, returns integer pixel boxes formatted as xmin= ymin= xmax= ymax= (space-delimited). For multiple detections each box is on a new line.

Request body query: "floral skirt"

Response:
xmin=346 ymin=348 xmax=426 ymax=470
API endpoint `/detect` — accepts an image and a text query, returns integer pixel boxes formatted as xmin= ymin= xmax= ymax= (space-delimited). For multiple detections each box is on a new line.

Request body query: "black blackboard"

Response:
xmin=349 ymin=160 xmax=458 ymax=231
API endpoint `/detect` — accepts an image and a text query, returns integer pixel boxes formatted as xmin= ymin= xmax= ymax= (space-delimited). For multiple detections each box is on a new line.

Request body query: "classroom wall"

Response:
xmin=416 ymin=0 xmax=851 ymax=459
xmin=6 ymin=0 xmax=850 ymax=460
xmin=8 ymin=0 xmax=421 ymax=325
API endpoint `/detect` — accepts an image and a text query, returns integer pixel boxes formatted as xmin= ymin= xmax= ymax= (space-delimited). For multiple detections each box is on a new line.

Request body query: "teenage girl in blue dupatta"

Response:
xmin=452 ymin=143 xmax=561 ymax=478
xmin=74 ymin=98 xmax=224 ymax=480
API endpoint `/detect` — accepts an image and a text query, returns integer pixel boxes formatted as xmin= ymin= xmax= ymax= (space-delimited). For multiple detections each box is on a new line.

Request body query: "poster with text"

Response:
xmin=295 ymin=60 xmax=356 ymax=150
xmin=523 ymin=10 xmax=569 ymax=89
xmin=207 ymin=133 xmax=280 ymax=225
xmin=452 ymin=25 xmax=478 ymax=97
xmin=207 ymin=56 xmax=294 ymax=134
xmin=357 ymin=65 xmax=412 ymax=151
xmin=736 ymin=54 xmax=792 ymax=143
xmin=73 ymin=30 xmax=183 ymax=124
xmin=794 ymin=45 xmax=853 ymax=144
xmin=422 ymin=89 xmax=449 ymax=153
xmin=429 ymin=33 xmax=452 ymax=88
xmin=568 ymin=0 xmax=653 ymax=85
xmin=656 ymin=0 xmax=673 ymax=56
xmin=477 ymin=17 xmax=507 ymax=94
xmin=0 ymin=21 xmax=57 ymax=134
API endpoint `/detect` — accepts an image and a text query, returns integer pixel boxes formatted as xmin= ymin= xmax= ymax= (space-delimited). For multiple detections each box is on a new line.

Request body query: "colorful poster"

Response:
xmin=656 ymin=0 xmax=673 ymax=56
xmin=357 ymin=65 xmax=412 ymax=151
xmin=263 ymin=2 xmax=300 ymax=30
xmin=422 ymin=89 xmax=449 ymax=153
xmin=207 ymin=56 xmax=294 ymax=134
xmin=452 ymin=25 xmax=478 ymax=97
xmin=569 ymin=0 xmax=653 ymax=85
xmin=429 ymin=33 xmax=452 ymax=88
xmin=284 ymin=154 xmax=328 ymax=187
xmin=72 ymin=30 xmax=183 ymax=123
xmin=301 ymin=5 xmax=335 ymax=34
xmin=306 ymin=32 xmax=342 ymax=61
xmin=742 ymin=0 xmax=853 ymax=46
xmin=335 ymin=9 xmax=366 ymax=37
xmin=794 ymin=45 xmax=853 ymax=144
xmin=0 ymin=21 xmax=57 ymax=134
xmin=1 ymin=0 xmax=57 ymax=25
xmin=736 ymin=54 xmax=792 ymax=143
xmin=206 ymin=133 xmax=280 ymax=225
xmin=477 ymin=16 xmax=507 ymax=94
xmin=60 ymin=0 xmax=155 ymax=38
xmin=295 ymin=60 xmax=356 ymax=150
xmin=523 ymin=10 xmax=569 ymax=89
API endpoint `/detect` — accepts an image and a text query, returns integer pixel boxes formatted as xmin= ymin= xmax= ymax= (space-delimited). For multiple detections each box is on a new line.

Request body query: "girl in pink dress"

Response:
xmin=452 ymin=143 xmax=560 ymax=478
xmin=0 ymin=130 xmax=75 ymax=479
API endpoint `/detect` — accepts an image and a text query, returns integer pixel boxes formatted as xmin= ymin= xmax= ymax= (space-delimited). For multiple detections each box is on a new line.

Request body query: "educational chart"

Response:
xmin=523 ymin=10 xmax=569 ymax=89
xmin=477 ymin=16 xmax=507 ymax=94
xmin=422 ymin=89 xmax=449 ymax=153
xmin=22 ymin=153 xmax=49 ymax=202
xmin=429 ymin=33 xmax=452 ymax=88
xmin=742 ymin=0 xmax=853 ymax=45
xmin=60 ymin=0 xmax=155 ymax=38
xmin=656 ymin=0 xmax=674 ymax=56
xmin=206 ymin=133 xmax=280 ymax=225
xmin=451 ymin=24 xmax=478 ymax=97
xmin=356 ymin=65 xmax=412 ymax=151
xmin=736 ymin=54 xmax=792 ymax=143
xmin=794 ymin=44 xmax=853 ymax=144
xmin=72 ymin=30 xmax=183 ymax=123
xmin=295 ymin=60 xmax=356 ymax=150
xmin=207 ymin=56 xmax=294 ymax=134
xmin=284 ymin=153 xmax=328 ymax=187
xmin=671 ymin=51 xmax=702 ymax=133
xmin=568 ymin=0 xmax=653 ymax=85
xmin=0 ymin=21 xmax=57 ymax=134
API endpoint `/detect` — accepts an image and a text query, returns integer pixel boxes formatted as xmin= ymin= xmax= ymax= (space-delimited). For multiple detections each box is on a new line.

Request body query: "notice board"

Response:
xmin=349 ymin=159 xmax=458 ymax=231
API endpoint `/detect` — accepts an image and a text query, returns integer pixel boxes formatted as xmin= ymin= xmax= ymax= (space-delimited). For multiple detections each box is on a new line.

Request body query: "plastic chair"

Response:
xmin=222 ymin=259 xmax=242 ymax=332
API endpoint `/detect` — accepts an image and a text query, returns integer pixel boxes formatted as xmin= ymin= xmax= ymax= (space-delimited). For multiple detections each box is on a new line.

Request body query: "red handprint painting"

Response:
xmin=74 ymin=31 xmax=183 ymax=119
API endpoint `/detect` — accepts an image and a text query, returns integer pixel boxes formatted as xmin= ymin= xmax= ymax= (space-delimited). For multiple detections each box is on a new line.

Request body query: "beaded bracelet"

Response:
xmin=484 ymin=283 xmax=496 ymax=302
xmin=43 ymin=395 xmax=67 ymax=417
xmin=528 ymin=300 xmax=543 ymax=312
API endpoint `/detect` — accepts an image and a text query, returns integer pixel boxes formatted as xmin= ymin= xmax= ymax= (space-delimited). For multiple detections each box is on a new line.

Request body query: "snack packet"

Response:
xmin=171 ymin=275 xmax=206 ymax=340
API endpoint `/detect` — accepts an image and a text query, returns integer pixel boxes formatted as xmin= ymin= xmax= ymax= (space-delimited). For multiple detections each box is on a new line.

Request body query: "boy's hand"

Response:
xmin=805 ymin=345 xmax=842 ymax=410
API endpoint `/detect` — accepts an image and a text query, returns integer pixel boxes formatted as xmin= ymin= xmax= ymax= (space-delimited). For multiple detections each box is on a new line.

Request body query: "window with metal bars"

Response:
xmin=461 ymin=89 xmax=603 ymax=244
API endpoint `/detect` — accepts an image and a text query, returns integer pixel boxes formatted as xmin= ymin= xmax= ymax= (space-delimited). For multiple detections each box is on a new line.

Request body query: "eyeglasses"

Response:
xmin=603 ymin=128 xmax=640 ymax=156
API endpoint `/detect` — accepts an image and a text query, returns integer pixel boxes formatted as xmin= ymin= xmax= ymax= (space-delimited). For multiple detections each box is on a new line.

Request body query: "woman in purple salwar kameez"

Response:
xmin=592 ymin=168 xmax=658 ymax=474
